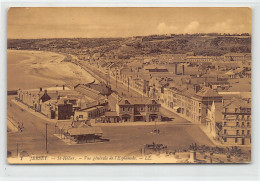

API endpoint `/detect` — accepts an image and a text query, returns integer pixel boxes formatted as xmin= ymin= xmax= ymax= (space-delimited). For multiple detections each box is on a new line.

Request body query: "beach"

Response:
xmin=7 ymin=50 xmax=96 ymax=90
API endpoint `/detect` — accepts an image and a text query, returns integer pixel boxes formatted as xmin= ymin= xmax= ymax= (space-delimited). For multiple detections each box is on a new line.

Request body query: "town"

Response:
xmin=7 ymin=33 xmax=251 ymax=163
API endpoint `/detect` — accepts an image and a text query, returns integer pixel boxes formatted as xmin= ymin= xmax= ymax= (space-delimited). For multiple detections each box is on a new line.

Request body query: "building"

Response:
xmin=186 ymin=56 xmax=216 ymax=63
xmin=74 ymin=84 xmax=106 ymax=101
xmin=74 ymin=82 xmax=112 ymax=96
xmin=54 ymin=98 xmax=74 ymax=120
xmin=74 ymin=105 xmax=108 ymax=121
xmin=161 ymin=85 xmax=222 ymax=124
xmin=225 ymin=68 xmax=245 ymax=79
xmin=55 ymin=121 xmax=103 ymax=143
xmin=17 ymin=86 xmax=96 ymax=120
xmin=74 ymin=100 xmax=109 ymax=121
xmin=100 ymin=111 xmax=120 ymax=123
xmin=192 ymin=86 xmax=223 ymax=124
xmin=143 ymin=65 xmax=168 ymax=73
xmin=206 ymin=101 xmax=223 ymax=138
xmin=218 ymin=98 xmax=251 ymax=145
xmin=116 ymin=97 xmax=161 ymax=122
xmin=224 ymin=53 xmax=246 ymax=61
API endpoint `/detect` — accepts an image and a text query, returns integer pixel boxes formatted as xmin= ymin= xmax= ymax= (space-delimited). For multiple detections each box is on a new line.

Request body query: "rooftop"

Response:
xmin=195 ymin=86 xmax=221 ymax=98
xmin=68 ymin=127 xmax=103 ymax=136
xmin=224 ymin=98 xmax=251 ymax=109
xmin=118 ymin=97 xmax=159 ymax=105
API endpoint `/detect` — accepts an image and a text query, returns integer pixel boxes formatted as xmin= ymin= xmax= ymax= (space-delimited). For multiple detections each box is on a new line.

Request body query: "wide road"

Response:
xmin=7 ymin=96 xmax=58 ymax=156
xmin=7 ymin=95 xmax=214 ymax=159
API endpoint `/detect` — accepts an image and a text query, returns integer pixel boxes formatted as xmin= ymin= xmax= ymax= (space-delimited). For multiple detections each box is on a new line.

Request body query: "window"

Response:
xmin=247 ymin=130 xmax=250 ymax=135
xmin=242 ymin=130 xmax=245 ymax=135
xmin=247 ymin=122 xmax=250 ymax=127
xmin=79 ymin=115 xmax=83 ymax=118
xmin=235 ymin=138 xmax=238 ymax=143
xmin=224 ymin=122 xmax=227 ymax=126
xmin=242 ymin=122 xmax=245 ymax=127
xmin=236 ymin=122 xmax=239 ymax=126
xmin=224 ymin=138 xmax=227 ymax=142
xmin=224 ymin=129 xmax=227 ymax=134
xmin=236 ymin=130 xmax=239 ymax=135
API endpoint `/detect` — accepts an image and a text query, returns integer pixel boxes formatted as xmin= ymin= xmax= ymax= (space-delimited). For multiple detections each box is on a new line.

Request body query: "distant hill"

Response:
xmin=7 ymin=34 xmax=251 ymax=57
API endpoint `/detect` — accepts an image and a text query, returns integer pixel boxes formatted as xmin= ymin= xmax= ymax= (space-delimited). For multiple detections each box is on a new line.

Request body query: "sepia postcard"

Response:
xmin=7 ymin=7 xmax=251 ymax=164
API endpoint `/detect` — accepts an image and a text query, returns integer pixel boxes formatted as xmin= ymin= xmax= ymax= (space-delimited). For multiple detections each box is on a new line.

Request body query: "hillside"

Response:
xmin=7 ymin=34 xmax=251 ymax=58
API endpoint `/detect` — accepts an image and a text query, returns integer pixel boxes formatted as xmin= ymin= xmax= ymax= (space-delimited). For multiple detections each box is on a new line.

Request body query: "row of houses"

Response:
xmin=87 ymin=51 xmax=250 ymax=64
xmin=17 ymin=85 xmax=109 ymax=120
xmin=103 ymin=59 xmax=251 ymax=145
xmin=17 ymin=86 xmax=82 ymax=120
xmin=186 ymin=53 xmax=250 ymax=62
xmin=17 ymin=84 xmax=162 ymax=124
xmin=161 ymin=86 xmax=222 ymax=124
xmin=75 ymin=97 xmax=162 ymax=123
xmin=17 ymin=85 xmax=110 ymax=144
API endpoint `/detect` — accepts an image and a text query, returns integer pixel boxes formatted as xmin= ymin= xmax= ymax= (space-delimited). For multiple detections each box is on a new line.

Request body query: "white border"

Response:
xmin=0 ymin=1 xmax=260 ymax=180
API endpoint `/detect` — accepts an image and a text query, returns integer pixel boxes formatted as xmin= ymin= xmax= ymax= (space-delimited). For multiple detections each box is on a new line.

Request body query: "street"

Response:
xmin=7 ymin=95 xmax=214 ymax=159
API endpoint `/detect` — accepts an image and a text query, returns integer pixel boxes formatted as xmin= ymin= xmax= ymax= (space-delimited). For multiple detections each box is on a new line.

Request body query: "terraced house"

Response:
xmin=161 ymin=85 xmax=223 ymax=124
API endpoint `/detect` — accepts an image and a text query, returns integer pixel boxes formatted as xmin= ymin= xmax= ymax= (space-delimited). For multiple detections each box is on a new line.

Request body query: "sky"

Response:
xmin=7 ymin=7 xmax=251 ymax=39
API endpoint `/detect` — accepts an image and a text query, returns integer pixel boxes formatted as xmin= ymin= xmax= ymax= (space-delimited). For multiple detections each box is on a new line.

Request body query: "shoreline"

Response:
xmin=7 ymin=49 xmax=97 ymax=90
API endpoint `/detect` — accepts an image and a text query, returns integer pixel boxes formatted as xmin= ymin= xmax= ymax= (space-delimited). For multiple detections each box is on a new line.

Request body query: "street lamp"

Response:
xmin=116 ymin=69 xmax=118 ymax=88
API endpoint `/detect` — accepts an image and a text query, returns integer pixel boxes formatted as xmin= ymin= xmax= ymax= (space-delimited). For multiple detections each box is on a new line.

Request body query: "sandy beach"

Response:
xmin=7 ymin=50 xmax=96 ymax=90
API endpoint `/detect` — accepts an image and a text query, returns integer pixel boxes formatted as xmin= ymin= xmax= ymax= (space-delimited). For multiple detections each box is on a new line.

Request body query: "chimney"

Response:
xmin=63 ymin=85 xmax=65 ymax=90
xmin=194 ymin=84 xmax=200 ymax=93
xmin=182 ymin=65 xmax=185 ymax=75
xmin=39 ymin=87 xmax=42 ymax=92
xmin=175 ymin=63 xmax=178 ymax=75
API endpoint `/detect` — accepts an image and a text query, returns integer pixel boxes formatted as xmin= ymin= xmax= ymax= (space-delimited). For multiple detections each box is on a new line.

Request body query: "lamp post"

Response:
xmin=45 ymin=123 xmax=48 ymax=154
xmin=116 ymin=69 xmax=118 ymax=88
